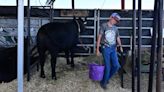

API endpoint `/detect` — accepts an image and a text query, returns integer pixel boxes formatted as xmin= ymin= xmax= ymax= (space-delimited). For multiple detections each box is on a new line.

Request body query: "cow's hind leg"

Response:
xmin=49 ymin=51 xmax=58 ymax=80
xmin=38 ymin=47 xmax=46 ymax=78
xmin=70 ymin=49 xmax=75 ymax=68
xmin=65 ymin=50 xmax=70 ymax=65
xmin=47 ymin=46 xmax=58 ymax=80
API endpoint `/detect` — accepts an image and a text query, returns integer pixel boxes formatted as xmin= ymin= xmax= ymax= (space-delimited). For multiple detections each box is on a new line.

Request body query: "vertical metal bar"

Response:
xmin=148 ymin=0 xmax=158 ymax=92
xmin=137 ymin=0 xmax=142 ymax=92
xmin=50 ymin=5 xmax=53 ymax=22
xmin=121 ymin=0 xmax=125 ymax=10
xmin=27 ymin=0 xmax=31 ymax=81
xmin=17 ymin=0 xmax=24 ymax=91
xmin=72 ymin=0 xmax=75 ymax=16
xmin=49 ymin=6 xmax=51 ymax=21
xmin=120 ymin=52 xmax=124 ymax=88
xmin=130 ymin=35 xmax=132 ymax=50
xmin=72 ymin=0 xmax=74 ymax=9
xmin=132 ymin=0 xmax=136 ymax=92
xmin=156 ymin=0 xmax=163 ymax=91
xmin=97 ymin=9 xmax=100 ymax=38
xmin=16 ymin=0 xmax=18 ymax=7
xmin=93 ymin=9 xmax=97 ymax=53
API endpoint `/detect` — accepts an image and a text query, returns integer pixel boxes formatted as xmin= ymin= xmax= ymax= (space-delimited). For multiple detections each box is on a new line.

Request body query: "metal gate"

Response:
xmin=0 ymin=8 xmax=154 ymax=56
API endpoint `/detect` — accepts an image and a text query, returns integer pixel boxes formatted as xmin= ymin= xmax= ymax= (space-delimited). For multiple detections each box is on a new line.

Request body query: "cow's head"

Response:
xmin=75 ymin=17 xmax=87 ymax=33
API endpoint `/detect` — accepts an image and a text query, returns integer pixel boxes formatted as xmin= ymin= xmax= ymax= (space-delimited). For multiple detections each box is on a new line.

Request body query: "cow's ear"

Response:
xmin=79 ymin=17 xmax=85 ymax=22
xmin=73 ymin=16 xmax=76 ymax=20
xmin=84 ymin=17 xmax=87 ymax=21
xmin=78 ymin=17 xmax=87 ymax=24
xmin=83 ymin=17 xmax=87 ymax=24
xmin=78 ymin=17 xmax=82 ymax=20
xmin=78 ymin=17 xmax=83 ymax=22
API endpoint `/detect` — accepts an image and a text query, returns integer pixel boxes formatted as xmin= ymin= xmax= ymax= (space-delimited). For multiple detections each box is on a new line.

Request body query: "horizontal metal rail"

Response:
xmin=52 ymin=17 xmax=95 ymax=20
xmin=79 ymin=35 xmax=94 ymax=38
xmin=77 ymin=44 xmax=94 ymax=46
xmin=0 ymin=10 xmax=157 ymax=56
xmin=99 ymin=17 xmax=154 ymax=21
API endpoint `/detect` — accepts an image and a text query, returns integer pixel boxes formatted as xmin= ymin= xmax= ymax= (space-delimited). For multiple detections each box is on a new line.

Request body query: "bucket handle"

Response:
xmin=97 ymin=55 xmax=103 ymax=65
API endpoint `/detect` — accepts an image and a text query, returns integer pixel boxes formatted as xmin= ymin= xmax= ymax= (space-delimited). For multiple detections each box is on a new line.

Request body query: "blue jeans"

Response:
xmin=100 ymin=45 xmax=120 ymax=86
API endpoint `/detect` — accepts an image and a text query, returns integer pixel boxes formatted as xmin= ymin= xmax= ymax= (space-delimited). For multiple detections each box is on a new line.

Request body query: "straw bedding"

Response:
xmin=0 ymin=56 xmax=163 ymax=92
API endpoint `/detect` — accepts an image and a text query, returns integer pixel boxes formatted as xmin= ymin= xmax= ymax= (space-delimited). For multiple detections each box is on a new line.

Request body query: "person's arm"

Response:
xmin=96 ymin=34 xmax=102 ymax=56
xmin=96 ymin=23 xmax=104 ymax=56
xmin=117 ymin=36 xmax=123 ymax=52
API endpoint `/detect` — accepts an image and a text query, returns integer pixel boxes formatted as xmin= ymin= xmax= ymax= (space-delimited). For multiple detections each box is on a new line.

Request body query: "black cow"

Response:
xmin=0 ymin=47 xmax=17 ymax=82
xmin=0 ymin=39 xmax=37 ymax=82
xmin=37 ymin=18 xmax=86 ymax=80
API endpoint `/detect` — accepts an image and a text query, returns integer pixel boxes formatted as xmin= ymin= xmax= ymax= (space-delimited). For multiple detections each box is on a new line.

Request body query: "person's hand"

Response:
xmin=119 ymin=46 xmax=123 ymax=53
xmin=96 ymin=49 xmax=100 ymax=56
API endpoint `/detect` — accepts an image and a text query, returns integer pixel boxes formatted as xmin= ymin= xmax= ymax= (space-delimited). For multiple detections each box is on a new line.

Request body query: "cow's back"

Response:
xmin=37 ymin=20 xmax=79 ymax=50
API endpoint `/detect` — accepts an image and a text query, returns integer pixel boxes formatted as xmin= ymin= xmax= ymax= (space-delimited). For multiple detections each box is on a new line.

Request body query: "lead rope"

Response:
xmin=75 ymin=20 xmax=90 ymax=51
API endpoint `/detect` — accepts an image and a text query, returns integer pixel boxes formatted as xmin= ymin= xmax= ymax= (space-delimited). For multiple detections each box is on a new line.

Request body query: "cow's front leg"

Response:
xmin=65 ymin=50 xmax=70 ymax=65
xmin=70 ymin=49 xmax=75 ymax=68
xmin=51 ymin=55 xmax=57 ymax=80
xmin=39 ymin=50 xmax=46 ymax=78
xmin=40 ymin=60 xmax=46 ymax=78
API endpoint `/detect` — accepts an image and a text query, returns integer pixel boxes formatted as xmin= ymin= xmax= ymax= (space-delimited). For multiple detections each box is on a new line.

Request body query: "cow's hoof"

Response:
xmin=52 ymin=76 xmax=57 ymax=80
xmin=40 ymin=74 xmax=46 ymax=78
xmin=67 ymin=62 xmax=71 ymax=65
xmin=71 ymin=64 xmax=75 ymax=68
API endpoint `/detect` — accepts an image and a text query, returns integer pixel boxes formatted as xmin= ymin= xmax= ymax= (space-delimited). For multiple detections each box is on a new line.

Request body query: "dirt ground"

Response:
xmin=0 ymin=57 xmax=163 ymax=92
